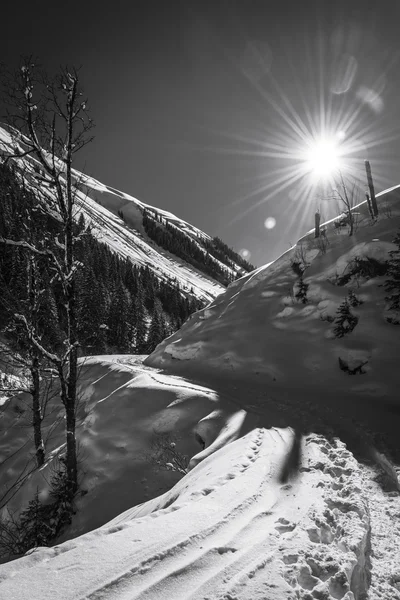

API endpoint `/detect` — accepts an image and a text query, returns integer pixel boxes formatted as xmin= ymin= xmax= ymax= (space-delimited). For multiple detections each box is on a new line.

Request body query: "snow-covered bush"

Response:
xmin=338 ymin=356 xmax=368 ymax=375
xmin=337 ymin=256 xmax=388 ymax=286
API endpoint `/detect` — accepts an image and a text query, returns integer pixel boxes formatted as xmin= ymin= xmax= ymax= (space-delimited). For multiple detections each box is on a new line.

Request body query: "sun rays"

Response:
xmin=195 ymin=19 xmax=400 ymax=243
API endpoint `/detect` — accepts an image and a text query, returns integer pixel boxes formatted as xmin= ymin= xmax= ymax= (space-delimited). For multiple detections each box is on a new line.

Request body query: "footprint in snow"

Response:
xmin=217 ymin=546 xmax=238 ymax=555
xmin=275 ymin=517 xmax=296 ymax=533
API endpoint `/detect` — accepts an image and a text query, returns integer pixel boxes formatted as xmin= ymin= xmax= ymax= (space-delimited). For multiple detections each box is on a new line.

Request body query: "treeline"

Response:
xmin=203 ymin=236 xmax=255 ymax=272
xmin=142 ymin=210 xmax=252 ymax=286
xmin=74 ymin=240 xmax=204 ymax=354
xmin=0 ymin=163 xmax=204 ymax=357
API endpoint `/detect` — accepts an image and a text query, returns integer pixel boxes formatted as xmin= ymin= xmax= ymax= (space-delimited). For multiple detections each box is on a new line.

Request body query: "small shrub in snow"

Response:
xmin=290 ymin=260 xmax=304 ymax=278
xmin=148 ymin=433 xmax=189 ymax=475
xmin=290 ymin=244 xmax=310 ymax=277
xmin=336 ymin=257 xmax=388 ymax=286
xmin=338 ymin=357 xmax=368 ymax=375
xmin=333 ymin=299 xmax=359 ymax=338
xmin=314 ymin=232 xmax=329 ymax=255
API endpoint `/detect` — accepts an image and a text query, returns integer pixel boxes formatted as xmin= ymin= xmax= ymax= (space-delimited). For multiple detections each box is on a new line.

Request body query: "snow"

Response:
xmin=0 ymin=125 xmax=227 ymax=303
xmin=1 ymin=129 xmax=400 ymax=597
xmin=0 ymin=428 xmax=379 ymax=600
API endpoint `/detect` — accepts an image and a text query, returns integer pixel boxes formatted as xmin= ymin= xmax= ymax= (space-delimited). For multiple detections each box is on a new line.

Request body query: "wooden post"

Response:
xmin=315 ymin=210 xmax=321 ymax=238
xmin=365 ymin=191 xmax=374 ymax=219
xmin=365 ymin=160 xmax=378 ymax=217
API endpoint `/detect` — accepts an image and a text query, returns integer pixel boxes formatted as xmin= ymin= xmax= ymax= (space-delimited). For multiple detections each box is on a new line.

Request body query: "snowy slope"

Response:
xmin=0 ymin=124 xmax=242 ymax=303
xmin=0 ymin=356 xmax=266 ymax=539
xmin=145 ymin=187 xmax=400 ymax=435
xmin=0 ymin=426 xmax=382 ymax=600
xmin=1 ymin=187 xmax=400 ymax=599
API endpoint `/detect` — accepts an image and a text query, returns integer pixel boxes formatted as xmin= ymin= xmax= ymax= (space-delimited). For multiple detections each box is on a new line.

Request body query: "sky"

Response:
xmin=2 ymin=0 xmax=400 ymax=266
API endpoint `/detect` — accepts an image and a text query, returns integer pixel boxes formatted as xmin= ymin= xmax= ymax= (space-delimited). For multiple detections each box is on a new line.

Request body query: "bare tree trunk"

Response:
xmin=28 ymin=258 xmax=46 ymax=468
xmin=30 ymin=354 xmax=45 ymax=468
xmin=339 ymin=172 xmax=354 ymax=236
xmin=348 ymin=209 xmax=354 ymax=236
xmin=1 ymin=60 xmax=94 ymax=501
xmin=63 ymin=75 xmax=79 ymax=495
xmin=65 ymin=397 xmax=77 ymax=495
xmin=65 ymin=278 xmax=78 ymax=495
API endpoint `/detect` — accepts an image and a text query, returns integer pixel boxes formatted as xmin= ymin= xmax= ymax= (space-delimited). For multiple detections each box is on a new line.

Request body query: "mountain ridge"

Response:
xmin=0 ymin=123 xmax=254 ymax=304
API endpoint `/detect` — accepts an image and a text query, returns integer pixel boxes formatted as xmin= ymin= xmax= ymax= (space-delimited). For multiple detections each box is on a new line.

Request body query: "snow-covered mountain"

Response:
xmin=1 ymin=183 xmax=400 ymax=599
xmin=0 ymin=124 xmax=251 ymax=304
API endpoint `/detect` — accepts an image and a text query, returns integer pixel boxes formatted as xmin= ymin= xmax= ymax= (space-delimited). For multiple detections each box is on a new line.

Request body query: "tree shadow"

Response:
xmin=180 ymin=370 xmax=400 ymax=492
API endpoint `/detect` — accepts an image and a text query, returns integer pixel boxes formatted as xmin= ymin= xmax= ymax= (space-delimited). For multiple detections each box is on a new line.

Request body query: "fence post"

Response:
xmin=365 ymin=160 xmax=378 ymax=217
xmin=315 ymin=211 xmax=321 ymax=238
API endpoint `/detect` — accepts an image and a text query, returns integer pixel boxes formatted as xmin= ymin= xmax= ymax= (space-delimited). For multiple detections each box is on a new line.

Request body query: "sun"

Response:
xmin=304 ymin=135 xmax=342 ymax=180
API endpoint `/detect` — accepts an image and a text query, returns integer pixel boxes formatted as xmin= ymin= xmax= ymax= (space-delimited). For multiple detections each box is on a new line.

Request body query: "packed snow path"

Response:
xmin=0 ymin=428 xmax=379 ymax=600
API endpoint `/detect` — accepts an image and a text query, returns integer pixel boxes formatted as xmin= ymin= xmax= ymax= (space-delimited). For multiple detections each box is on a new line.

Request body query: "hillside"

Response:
xmin=0 ymin=185 xmax=399 ymax=599
xmin=145 ymin=186 xmax=400 ymax=459
xmin=0 ymin=124 xmax=253 ymax=305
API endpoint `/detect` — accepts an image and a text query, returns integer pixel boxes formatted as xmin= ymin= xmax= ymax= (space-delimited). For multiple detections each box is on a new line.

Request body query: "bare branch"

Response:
xmin=13 ymin=314 xmax=60 ymax=364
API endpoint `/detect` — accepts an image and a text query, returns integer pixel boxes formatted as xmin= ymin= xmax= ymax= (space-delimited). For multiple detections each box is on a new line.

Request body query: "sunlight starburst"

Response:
xmin=303 ymin=136 xmax=343 ymax=180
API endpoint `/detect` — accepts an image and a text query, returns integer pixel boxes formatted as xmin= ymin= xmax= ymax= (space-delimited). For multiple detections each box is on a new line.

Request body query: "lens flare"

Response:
xmin=264 ymin=217 xmax=276 ymax=229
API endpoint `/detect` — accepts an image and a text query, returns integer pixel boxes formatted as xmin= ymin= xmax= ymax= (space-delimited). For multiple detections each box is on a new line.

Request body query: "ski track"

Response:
xmin=0 ymin=428 xmax=378 ymax=600
xmin=67 ymin=433 xmax=368 ymax=600
xmin=83 ymin=428 xmax=269 ymax=600
xmin=86 ymin=364 xmax=217 ymax=401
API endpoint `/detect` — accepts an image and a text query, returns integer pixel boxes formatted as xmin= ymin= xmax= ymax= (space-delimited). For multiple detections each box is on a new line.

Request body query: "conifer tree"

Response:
xmin=107 ymin=279 xmax=130 ymax=351
xmin=134 ymin=289 xmax=147 ymax=354
xmin=18 ymin=490 xmax=49 ymax=550
xmin=147 ymin=300 xmax=167 ymax=353
xmin=347 ymin=289 xmax=362 ymax=307
xmin=295 ymin=276 xmax=308 ymax=304
xmin=77 ymin=268 xmax=107 ymax=353
xmin=384 ymin=230 xmax=400 ymax=312
xmin=333 ymin=298 xmax=359 ymax=337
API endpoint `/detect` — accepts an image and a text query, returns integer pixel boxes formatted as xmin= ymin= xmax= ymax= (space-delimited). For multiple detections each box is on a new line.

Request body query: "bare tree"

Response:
xmin=322 ymin=172 xmax=360 ymax=237
xmin=0 ymin=58 xmax=94 ymax=497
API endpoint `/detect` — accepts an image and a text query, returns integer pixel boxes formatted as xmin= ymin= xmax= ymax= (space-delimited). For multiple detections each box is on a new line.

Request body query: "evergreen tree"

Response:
xmin=134 ymin=286 xmax=147 ymax=353
xmin=347 ymin=289 xmax=362 ymax=307
xmin=0 ymin=161 xmax=207 ymax=364
xmin=384 ymin=230 xmax=400 ymax=312
xmin=77 ymin=268 xmax=107 ymax=353
xmin=147 ymin=300 xmax=167 ymax=353
xmin=295 ymin=276 xmax=308 ymax=304
xmin=18 ymin=490 xmax=49 ymax=550
xmin=333 ymin=298 xmax=359 ymax=337
xmin=107 ymin=279 xmax=130 ymax=351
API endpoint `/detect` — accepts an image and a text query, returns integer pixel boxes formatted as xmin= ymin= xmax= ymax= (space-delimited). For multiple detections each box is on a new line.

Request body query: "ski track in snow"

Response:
xmin=0 ymin=430 xmax=376 ymax=600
